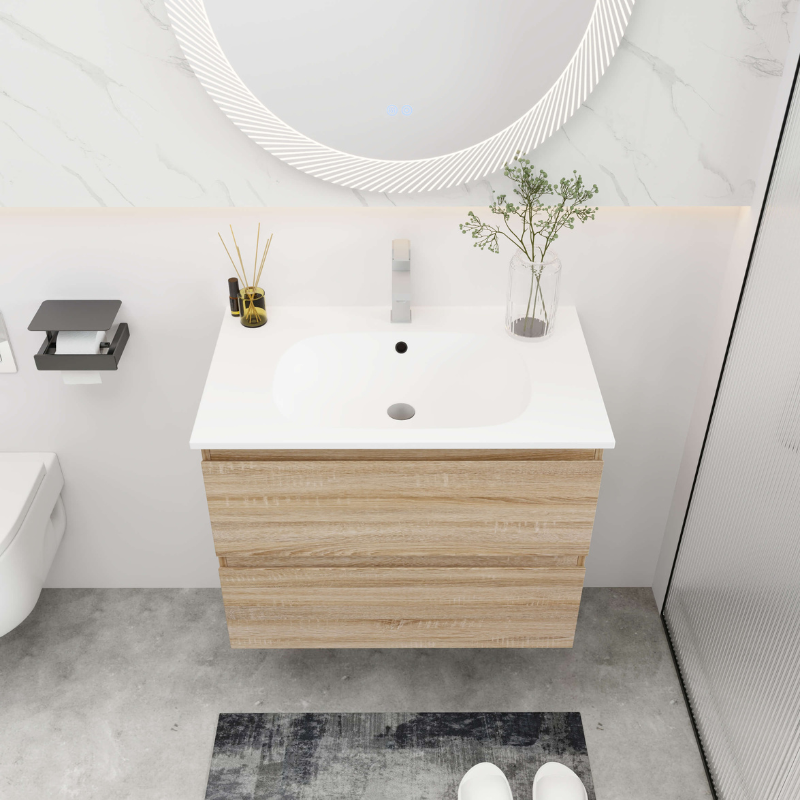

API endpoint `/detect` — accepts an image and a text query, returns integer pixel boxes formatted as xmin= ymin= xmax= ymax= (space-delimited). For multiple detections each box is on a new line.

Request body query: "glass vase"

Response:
xmin=505 ymin=250 xmax=561 ymax=341
xmin=239 ymin=287 xmax=267 ymax=328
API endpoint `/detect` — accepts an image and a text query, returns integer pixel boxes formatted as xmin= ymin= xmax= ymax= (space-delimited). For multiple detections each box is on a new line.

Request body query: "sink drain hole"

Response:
xmin=387 ymin=403 xmax=415 ymax=420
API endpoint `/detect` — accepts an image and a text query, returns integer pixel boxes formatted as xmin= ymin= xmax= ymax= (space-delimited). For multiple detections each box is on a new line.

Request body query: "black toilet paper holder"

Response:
xmin=28 ymin=300 xmax=130 ymax=371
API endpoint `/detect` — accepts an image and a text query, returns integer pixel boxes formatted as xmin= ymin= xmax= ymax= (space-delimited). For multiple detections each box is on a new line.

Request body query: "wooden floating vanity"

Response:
xmin=201 ymin=447 xmax=603 ymax=648
xmin=192 ymin=307 xmax=614 ymax=649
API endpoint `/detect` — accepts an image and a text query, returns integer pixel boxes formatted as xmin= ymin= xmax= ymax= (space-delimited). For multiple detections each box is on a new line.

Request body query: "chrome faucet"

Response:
xmin=391 ymin=238 xmax=411 ymax=322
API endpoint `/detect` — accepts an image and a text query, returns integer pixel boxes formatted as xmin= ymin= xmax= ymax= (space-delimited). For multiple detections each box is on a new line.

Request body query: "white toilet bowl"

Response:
xmin=0 ymin=453 xmax=66 ymax=637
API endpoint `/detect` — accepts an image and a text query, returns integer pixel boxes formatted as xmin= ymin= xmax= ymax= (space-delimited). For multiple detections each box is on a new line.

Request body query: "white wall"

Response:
xmin=0 ymin=0 xmax=795 ymax=206
xmin=0 ymin=207 xmax=738 ymax=587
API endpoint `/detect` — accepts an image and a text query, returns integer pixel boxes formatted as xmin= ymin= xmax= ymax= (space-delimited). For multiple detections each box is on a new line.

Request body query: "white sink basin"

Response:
xmin=272 ymin=331 xmax=531 ymax=429
xmin=190 ymin=306 xmax=614 ymax=450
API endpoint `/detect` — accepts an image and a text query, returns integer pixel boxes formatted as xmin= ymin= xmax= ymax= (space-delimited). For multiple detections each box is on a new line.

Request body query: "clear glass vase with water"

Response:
xmin=505 ymin=250 xmax=561 ymax=341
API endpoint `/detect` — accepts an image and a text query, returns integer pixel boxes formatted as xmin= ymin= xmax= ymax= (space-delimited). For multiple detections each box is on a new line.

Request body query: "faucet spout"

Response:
xmin=391 ymin=238 xmax=411 ymax=323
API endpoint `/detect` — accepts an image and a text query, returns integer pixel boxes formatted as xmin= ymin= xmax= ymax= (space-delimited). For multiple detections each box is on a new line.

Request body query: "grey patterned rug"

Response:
xmin=205 ymin=712 xmax=595 ymax=800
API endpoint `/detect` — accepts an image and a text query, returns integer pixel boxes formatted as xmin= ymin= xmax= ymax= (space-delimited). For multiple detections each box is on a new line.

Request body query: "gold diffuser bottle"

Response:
xmin=219 ymin=224 xmax=272 ymax=329
xmin=239 ymin=286 xmax=267 ymax=328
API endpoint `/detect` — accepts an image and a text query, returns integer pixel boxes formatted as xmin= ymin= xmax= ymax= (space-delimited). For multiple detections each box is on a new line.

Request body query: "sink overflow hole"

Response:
xmin=395 ymin=341 xmax=408 ymax=353
xmin=387 ymin=403 xmax=415 ymax=420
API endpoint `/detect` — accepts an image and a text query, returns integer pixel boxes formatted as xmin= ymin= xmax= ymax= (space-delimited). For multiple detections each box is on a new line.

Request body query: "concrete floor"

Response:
xmin=0 ymin=588 xmax=711 ymax=800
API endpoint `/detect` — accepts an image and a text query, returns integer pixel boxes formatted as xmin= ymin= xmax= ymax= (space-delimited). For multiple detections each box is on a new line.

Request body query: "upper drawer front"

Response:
xmin=202 ymin=459 xmax=603 ymax=565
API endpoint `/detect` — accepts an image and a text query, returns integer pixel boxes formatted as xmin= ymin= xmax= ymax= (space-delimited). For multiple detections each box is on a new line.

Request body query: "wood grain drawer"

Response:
xmin=220 ymin=567 xmax=585 ymax=648
xmin=202 ymin=458 xmax=603 ymax=567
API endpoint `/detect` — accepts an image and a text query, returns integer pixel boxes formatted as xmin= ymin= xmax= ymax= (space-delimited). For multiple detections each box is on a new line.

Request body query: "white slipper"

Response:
xmin=531 ymin=762 xmax=587 ymax=800
xmin=458 ymin=762 xmax=513 ymax=800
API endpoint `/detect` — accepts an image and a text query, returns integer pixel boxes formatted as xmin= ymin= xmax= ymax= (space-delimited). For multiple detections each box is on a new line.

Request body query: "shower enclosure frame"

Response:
xmin=658 ymin=37 xmax=800 ymax=800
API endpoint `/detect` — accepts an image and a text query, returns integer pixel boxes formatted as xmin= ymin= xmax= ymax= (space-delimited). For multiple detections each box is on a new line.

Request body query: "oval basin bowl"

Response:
xmin=273 ymin=332 xmax=531 ymax=429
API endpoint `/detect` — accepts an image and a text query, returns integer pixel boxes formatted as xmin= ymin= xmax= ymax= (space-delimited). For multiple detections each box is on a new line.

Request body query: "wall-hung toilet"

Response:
xmin=0 ymin=453 xmax=66 ymax=637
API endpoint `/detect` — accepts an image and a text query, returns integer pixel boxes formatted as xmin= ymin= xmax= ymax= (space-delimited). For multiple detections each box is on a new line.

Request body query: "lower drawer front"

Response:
xmin=220 ymin=567 xmax=585 ymax=648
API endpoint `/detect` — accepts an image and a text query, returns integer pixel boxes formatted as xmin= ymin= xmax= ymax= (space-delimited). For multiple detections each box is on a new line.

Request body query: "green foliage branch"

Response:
xmin=460 ymin=153 xmax=598 ymax=334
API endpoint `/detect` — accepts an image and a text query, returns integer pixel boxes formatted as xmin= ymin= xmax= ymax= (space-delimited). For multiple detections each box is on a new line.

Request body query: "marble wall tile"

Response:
xmin=501 ymin=0 xmax=800 ymax=206
xmin=0 ymin=0 xmax=795 ymax=207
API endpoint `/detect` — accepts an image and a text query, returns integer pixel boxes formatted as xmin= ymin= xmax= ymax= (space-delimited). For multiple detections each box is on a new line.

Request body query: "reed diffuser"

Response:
xmin=218 ymin=224 xmax=273 ymax=328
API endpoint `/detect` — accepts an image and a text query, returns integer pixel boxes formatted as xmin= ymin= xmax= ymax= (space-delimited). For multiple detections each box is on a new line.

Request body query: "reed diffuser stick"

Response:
xmin=218 ymin=232 xmax=247 ymax=288
xmin=257 ymin=239 xmax=269 ymax=285
xmin=230 ymin=225 xmax=246 ymax=279
xmin=229 ymin=225 xmax=255 ymax=323
xmin=253 ymin=222 xmax=260 ymax=289
xmin=256 ymin=234 xmax=273 ymax=284
xmin=255 ymin=233 xmax=272 ymax=289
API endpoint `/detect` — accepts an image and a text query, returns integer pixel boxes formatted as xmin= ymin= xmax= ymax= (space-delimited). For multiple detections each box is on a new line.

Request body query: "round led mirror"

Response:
xmin=166 ymin=0 xmax=635 ymax=192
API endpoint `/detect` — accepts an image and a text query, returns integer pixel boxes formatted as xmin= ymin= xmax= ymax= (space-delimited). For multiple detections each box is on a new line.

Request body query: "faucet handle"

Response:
xmin=392 ymin=239 xmax=410 ymax=269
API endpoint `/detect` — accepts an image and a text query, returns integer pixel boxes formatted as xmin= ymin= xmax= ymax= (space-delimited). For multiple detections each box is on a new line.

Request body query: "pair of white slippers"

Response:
xmin=458 ymin=762 xmax=587 ymax=800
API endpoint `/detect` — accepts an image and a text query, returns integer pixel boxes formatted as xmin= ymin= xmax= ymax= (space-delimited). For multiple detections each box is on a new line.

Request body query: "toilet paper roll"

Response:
xmin=56 ymin=330 xmax=106 ymax=385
